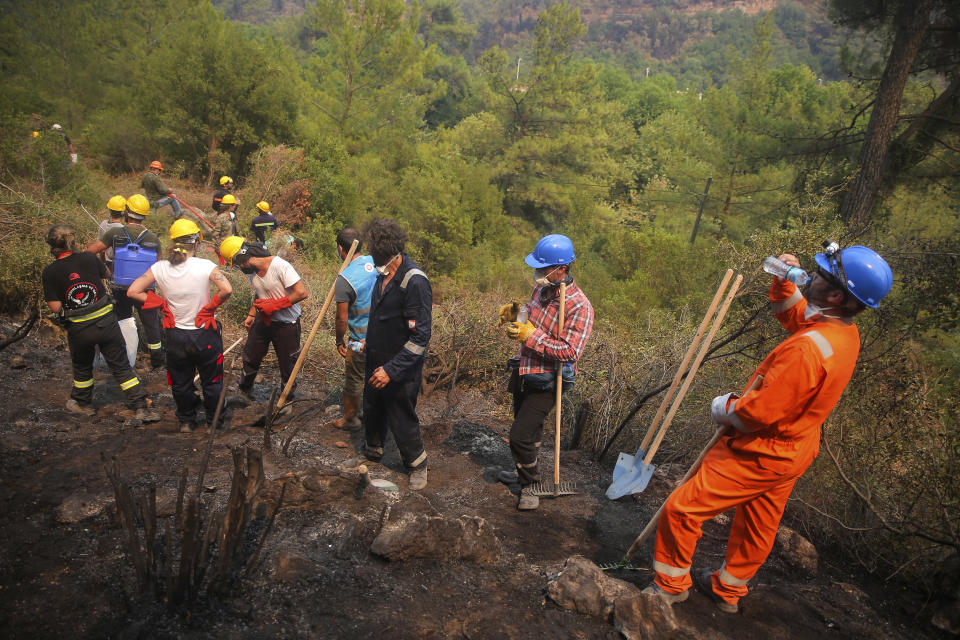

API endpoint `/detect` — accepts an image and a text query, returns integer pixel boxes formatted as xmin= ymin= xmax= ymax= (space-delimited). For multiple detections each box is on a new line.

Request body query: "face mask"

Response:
xmin=375 ymin=253 xmax=400 ymax=276
xmin=534 ymin=266 xmax=561 ymax=287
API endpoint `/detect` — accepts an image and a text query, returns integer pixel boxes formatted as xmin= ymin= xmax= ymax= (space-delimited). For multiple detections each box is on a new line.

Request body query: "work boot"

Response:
xmin=236 ymin=383 xmax=256 ymax=402
xmin=692 ymin=568 xmax=738 ymax=613
xmin=66 ymin=399 xmax=95 ymax=416
xmin=497 ymin=470 xmax=519 ymax=485
xmin=408 ymin=466 xmax=428 ymax=491
xmin=518 ymin=486 xmax=539 ymax=511
xmin=332 ymin=392 xmax=362 ymax=429
xmin=640 ymin=582 xmax=690 ymax=606
xmin=135 ymin=406 xmax=162 ymax=423
xmin=179 ymin=421 xmax=196 ymax=433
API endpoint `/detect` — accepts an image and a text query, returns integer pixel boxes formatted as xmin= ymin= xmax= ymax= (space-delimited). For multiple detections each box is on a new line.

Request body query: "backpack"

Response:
xmin=113 ymin=228 xmax=157 ymax=286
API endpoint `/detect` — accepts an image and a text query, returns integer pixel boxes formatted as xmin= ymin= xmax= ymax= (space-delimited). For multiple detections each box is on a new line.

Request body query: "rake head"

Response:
xmin=528 ymin=481 xmax=578 ymax=497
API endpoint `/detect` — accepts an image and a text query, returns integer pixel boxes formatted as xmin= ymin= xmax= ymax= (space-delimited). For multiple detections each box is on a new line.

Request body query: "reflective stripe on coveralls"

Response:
xmin=653 ymin=279 xmax=860 ymax=607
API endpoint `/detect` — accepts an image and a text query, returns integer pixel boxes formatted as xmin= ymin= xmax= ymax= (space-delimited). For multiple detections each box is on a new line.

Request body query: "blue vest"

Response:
xmin=341 ymin=255 xmax=377 ymax=340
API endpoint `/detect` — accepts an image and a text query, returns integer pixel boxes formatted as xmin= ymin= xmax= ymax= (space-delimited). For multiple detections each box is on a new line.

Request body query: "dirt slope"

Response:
xmin=0 ymin=315 xmax=936 ymax=639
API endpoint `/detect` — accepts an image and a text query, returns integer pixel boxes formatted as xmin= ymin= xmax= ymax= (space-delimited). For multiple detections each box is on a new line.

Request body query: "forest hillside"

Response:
xmin=0 ymin=0 xmax=958 ymax=637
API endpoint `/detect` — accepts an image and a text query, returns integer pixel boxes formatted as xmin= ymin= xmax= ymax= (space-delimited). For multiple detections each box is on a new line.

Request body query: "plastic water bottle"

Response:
xmin=516 ymin=306 xmax=529 ymax=324
xmin=762 ymin=256 xmax=811 ymax=286
xmin=347 ymin=340 xmax=364 ymax=353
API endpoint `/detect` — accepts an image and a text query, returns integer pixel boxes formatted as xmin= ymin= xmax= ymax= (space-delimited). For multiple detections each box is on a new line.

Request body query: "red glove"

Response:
xmin=195 ymin=294 xmax=224 ymax=330
xmin=254 ymin=297 xmax=293 ymax=326
xmin=142 ymin=290 xmax=176 ymax=329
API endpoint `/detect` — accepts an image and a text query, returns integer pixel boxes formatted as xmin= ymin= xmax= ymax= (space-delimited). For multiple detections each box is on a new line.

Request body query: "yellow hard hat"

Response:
xmin=221 ymin=194 xmax=238 ymax=206
xmin=126 ymin=193 xmax=150 ymax=217
xmin=219 ymin=175 xmax=233 ymax=186
xmin=170 ymin=218 xmax=202 ymax=241
xmin=107 ymin=195 xmax=127 ymax=212
xmin=256 ymin=200 xmax=270 ymax=213
xmin=219 ymin=236 xmax=246 ymax=265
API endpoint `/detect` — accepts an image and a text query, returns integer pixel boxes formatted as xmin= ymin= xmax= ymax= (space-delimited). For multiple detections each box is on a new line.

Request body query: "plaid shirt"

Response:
xmin=517 ymin=280 xmax=594 ymax=375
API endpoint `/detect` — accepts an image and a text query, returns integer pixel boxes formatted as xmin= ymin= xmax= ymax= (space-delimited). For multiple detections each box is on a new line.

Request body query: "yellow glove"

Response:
xmin=498 ymin=302 xmax=519 ymax=325
xmin=506 ymin=320 xmax=536 ymax=342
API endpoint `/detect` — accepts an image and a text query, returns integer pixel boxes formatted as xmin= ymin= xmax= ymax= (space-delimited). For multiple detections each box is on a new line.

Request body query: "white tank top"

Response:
xmin=151 ymin=257 xmax=216 ymax=330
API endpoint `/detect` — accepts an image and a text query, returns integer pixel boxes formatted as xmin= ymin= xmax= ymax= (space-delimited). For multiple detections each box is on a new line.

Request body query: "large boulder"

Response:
xmin=613 ymin=591 xmax=679 ymax=639
xmin=371 ymin=512 xmax=501 ymax=563
xmin=545 ymin=555 xmax=641 ymax=621
xmin=776 ymin=526 xmax=818 ymax=576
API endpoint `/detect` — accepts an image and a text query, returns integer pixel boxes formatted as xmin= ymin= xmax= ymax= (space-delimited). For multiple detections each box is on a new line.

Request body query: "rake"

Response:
xmin=528 ymin=282 xmax=578 ymax=498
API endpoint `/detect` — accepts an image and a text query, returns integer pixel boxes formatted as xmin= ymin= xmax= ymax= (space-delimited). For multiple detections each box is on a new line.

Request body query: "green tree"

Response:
xmin=307 ymin=0 xmax=444 ymax=151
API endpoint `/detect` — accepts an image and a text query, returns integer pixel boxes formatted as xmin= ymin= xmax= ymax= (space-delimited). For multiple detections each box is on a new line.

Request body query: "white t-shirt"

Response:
xmin=151 ymin=257 xmax=216 ymax=330
xmin=252 ymin=256 xmax=302 ymax=324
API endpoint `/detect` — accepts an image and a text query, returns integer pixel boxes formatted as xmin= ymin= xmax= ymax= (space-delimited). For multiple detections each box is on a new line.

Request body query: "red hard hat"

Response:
xmin=149 ymin=160 xmax=163 ymax=170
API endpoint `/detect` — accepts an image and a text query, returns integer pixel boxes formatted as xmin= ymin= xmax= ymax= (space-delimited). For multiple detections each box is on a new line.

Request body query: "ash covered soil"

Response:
xmin=0 ymin=316 xmax=936 ymax=639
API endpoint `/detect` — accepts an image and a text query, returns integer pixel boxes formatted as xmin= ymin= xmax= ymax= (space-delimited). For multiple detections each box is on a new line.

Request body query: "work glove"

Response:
xmin=142 ymin=290 xmax=176 ymax=329
xmin=498 ymin=302 xmax=520 ymax=325
xmin=506 ymin=320 xmax=536 ymax=343
xmin=710 ymin=392 xmax=740 ymax=426
xmin=195 ymin=294 xmax=224 ymax=330
xmin=254 ymin=296 xmax=293 ymax=326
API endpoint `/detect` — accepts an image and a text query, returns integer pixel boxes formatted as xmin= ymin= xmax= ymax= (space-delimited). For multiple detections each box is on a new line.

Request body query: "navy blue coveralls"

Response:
xmin=362 ymin=254 xmax=432 ymax=469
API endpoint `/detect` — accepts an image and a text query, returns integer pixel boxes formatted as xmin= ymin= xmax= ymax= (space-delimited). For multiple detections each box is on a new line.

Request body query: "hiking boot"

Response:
xmin=332 ymin=414 xmax=361 ymax=429
xmin=641 ymin=582 xmax=690 ymax=606
xmin=408 ymin=466 xmax=428 ymax=491
xmin=518 ymin=486 xmax=539 ymax=511
xmin=179 ymin=421 xmax=196 ymax=433
xmin=693 ymin=568 xmax=738 ymax=613
xmin=66 ymin=399 xmax=95 ymax=416
xmin=497 ymin=470 xmax=519 ymax=485
xmin=135 ymin=407 xmax=162 ymax=423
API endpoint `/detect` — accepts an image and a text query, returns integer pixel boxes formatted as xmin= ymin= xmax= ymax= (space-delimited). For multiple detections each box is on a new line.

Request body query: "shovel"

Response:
xmin=528 ymin=282 xmax=577 ymax=498
xmin=606 ymin=271 xmax=742 ymax=500
xmin=257 ymin=239 xmax=359 ymax=430
xmin=623 ymin=373 xmax=764 ymax=563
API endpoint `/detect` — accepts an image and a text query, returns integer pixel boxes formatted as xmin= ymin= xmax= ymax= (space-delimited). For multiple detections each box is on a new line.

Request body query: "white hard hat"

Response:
xmin=51 ymin=123 xmax=62 ymax=131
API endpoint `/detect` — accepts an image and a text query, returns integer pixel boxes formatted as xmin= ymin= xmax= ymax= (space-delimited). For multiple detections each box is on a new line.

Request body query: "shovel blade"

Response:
xmin=606 ymin=452 xmax=655 ymax=500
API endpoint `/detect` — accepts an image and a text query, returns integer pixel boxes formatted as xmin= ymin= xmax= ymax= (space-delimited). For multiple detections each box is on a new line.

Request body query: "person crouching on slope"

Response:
xmin=40 ymin=225 xmax=159 ymax=422
xmin=643 ymin=242 xmax=893 ymax=614
xmin=127 ymin=220 xmax=232 ymax=433
xmin=219 ymin=236 xmax=308 ymax=401
xmin=498 ymin=234 xmax=594 ymax=511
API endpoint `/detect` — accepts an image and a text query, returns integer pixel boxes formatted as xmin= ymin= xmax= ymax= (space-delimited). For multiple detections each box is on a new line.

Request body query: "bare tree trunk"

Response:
xmin=841 ymin=0 xmax=932 ymax=230
xmin=206 ymin=135 xmax=220 ymax=187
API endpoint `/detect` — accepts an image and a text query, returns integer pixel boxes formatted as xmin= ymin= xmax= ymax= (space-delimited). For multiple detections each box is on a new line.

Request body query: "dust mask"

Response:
xmin=375 ymin=253 xmax=400 ymax=276
xmin=534 ymin=266 xmax=561 ymax=287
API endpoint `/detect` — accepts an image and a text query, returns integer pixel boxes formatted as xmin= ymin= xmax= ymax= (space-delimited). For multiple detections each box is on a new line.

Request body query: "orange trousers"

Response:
xmin=653 ymin=439 xmax=798 ymax=606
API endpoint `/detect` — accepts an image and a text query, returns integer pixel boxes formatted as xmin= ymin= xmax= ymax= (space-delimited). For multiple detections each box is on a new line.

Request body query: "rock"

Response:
xmin=9 ymin=356 xmax=27 ymax=369
xmin=371 ymin=512 xmax=501 ymax=563
xmin=268 ymin=550 xmax=316 ymax=582
xmin=56 ymin=492 xmax=113 ymax=524
xmin=776 ymin=526 xmax=818 ymax=576
xmin=545 ymin=555 xmax=641 ymax=621
xmin=334 ymin=441 xmax=349 ymax=448
xmin=614 ymin=591 xmax=679 ymax=639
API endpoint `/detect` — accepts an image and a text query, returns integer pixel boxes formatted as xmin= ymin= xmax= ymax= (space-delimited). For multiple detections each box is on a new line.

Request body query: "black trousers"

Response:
xmin=165 ymin=327 xmax=223 ymax=424
xmin=239 ymin=318 xmax=301 ymax=392
xmin=67 ymin=312 xmax=146 ymax=407
xmin=508 ymin=371 xmax=557 ymax=486
xmin=363 ymin=372 xmax=426 ymax=469
xmin=113 ymin=285 xmax=164 ymax=366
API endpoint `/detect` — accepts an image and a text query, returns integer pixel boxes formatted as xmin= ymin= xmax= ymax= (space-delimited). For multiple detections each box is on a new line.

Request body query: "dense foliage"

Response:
xmin=0 ymin=0 xmax=958 ymax=599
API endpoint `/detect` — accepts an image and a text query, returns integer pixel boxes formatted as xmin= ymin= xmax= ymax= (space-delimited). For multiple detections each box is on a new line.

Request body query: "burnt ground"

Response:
xmin=0 ymin=316 xmax=946 ymax=639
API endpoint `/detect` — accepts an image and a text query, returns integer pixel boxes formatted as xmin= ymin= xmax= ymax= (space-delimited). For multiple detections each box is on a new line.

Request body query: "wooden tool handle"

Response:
xmin=554 ymin=281 xmax=566 ymax=489
xmin=275 ymin=239 xmax=358 ymax=410
xmin=638 ymin=269 xmax=733 ymax=454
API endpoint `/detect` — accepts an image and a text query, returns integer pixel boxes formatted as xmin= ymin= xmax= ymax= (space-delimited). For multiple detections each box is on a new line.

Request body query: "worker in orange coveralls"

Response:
xmin=643 ymin=242 xmax=893 ymax=613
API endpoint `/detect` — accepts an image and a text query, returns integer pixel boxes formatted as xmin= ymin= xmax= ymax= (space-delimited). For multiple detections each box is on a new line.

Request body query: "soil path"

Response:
xmin=0 ymin=319 xmax=930 ymax=639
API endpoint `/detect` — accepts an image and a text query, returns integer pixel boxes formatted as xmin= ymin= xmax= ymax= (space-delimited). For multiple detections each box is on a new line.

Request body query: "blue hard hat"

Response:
xmin=814 ymin=245 xmax=892 ymax=309
xmin=525 ymin=234 xmax=576 ymax=268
